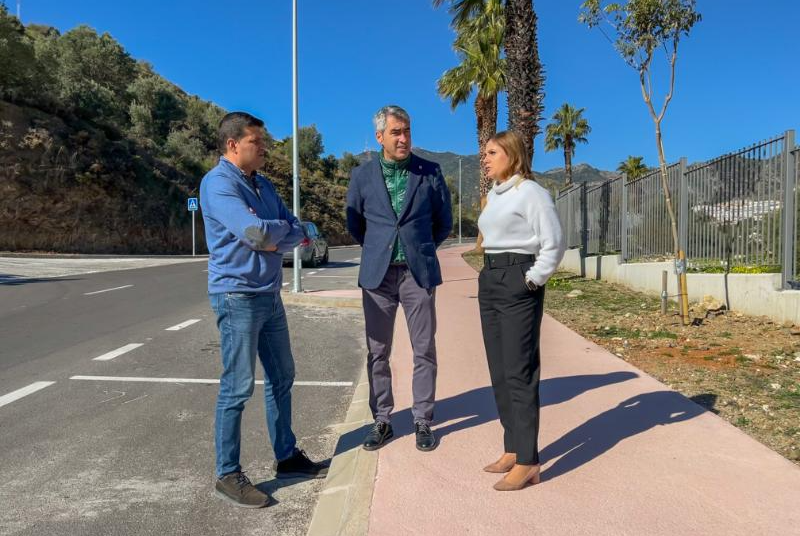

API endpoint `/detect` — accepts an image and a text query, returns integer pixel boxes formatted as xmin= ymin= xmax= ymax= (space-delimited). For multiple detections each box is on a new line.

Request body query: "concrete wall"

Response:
xmin=559 ymin=249 xmax=800 ymax=324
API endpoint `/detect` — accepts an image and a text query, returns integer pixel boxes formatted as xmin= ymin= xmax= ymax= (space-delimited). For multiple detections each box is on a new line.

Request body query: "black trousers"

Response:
xmin=478 ymin=252 xmax=544 ymax=465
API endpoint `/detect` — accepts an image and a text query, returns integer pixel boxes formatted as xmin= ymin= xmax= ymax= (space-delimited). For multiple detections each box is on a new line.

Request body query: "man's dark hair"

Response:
xmin=217 ymin=112 xmax=264 ymax=153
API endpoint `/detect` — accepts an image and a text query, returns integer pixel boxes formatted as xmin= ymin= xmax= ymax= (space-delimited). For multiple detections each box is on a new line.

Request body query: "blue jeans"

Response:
xmin=210 ymin=292 xmax=297 ymax=477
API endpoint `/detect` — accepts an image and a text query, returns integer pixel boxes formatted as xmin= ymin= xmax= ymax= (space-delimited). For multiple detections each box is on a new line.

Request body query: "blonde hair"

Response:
xmin=488 ymin=130 xmax=532 ymax=182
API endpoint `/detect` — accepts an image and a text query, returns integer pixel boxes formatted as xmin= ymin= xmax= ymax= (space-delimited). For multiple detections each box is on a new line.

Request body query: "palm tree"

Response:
xmin=617 ymin=155 xmax=649 ymax=181
xmin=505 ymin=0 xmax=544 ymax=165
xmin=437 ymin=0 xmax=505 ymax=252
xmin=437 ymin=0 xmax=504 ymax=197
xmin=544 ymin=104 xmax=590 ymax=187
xmin=434 ymin=0 xmax=545 ymax=166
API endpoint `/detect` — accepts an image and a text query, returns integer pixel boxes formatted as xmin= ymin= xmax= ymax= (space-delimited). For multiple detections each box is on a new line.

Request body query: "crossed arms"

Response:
xmin=202 ymin=178 xmax=305 ymax=253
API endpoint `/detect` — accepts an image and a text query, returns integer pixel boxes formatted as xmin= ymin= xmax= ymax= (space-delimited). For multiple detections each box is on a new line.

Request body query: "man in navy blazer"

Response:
xmin=346 ymin=105 xmax=452 ymax=452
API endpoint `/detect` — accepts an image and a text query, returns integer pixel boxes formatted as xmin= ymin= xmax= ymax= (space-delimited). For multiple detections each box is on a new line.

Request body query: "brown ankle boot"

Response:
xmin=493 ymin=464 xmax=540 ymax=491
xmin=483 ymin=453 xmax=516 ymax=473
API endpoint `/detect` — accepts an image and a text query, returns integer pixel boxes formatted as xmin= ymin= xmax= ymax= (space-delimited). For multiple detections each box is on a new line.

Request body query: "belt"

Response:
xmin=483 ymin=252 xmax=535 ymax=269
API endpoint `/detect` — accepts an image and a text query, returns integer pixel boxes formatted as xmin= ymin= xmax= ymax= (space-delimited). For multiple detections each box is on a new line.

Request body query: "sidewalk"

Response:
xmin=364 ymin=245 xmax=800 ymax=535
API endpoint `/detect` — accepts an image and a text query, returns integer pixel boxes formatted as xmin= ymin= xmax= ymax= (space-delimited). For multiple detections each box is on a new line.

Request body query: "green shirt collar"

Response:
xmin=379 ymin=151 xmax=411 ymax=172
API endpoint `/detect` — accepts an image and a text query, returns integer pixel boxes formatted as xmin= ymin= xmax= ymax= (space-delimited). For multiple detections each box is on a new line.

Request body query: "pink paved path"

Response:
xmin=366 ymin=246 xmax=800 ymax=536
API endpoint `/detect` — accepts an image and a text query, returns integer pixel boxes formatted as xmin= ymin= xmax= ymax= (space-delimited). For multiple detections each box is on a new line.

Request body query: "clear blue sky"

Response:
xmin=17 ymin=0 xmax=800 ymax=172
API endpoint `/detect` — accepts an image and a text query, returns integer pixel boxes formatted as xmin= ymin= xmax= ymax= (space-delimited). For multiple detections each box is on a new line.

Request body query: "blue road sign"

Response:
xmin=188 ymin=198 xmax=198 ymax=211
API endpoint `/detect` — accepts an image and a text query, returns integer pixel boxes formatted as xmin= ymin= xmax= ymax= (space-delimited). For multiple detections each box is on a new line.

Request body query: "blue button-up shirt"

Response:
xmin=200 ymin=157 xmax=305 ymax=294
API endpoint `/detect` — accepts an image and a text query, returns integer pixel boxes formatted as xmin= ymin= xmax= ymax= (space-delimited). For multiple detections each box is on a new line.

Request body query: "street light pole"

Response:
xmin=291 ymin=0 xmax=302 ymax=293
xmin=458 ymin=157 xmax=462 ymax=244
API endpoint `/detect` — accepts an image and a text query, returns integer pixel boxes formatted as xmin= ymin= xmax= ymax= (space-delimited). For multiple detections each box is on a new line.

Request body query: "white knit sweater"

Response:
xmin=478 ymin=174 xmax=566 ymax=286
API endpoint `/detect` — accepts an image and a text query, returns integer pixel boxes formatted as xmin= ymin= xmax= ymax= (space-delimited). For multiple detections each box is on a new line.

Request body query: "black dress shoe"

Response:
xmin=363 ymin=421 xmax=394 ymax=451
xmin=415 ymin=422 xmax=437 ymax=451
xmin=273 ymin=449 xmax=329 ymax=479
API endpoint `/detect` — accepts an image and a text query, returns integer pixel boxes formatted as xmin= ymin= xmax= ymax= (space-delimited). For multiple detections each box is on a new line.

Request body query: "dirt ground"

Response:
xmin=463 ymin=251 xmax=800 ymax=465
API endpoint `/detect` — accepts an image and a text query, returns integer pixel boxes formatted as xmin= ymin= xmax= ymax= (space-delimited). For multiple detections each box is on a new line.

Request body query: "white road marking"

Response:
xmin=84 ymin=284 xmax=133 ymax=296
xmin=92 ymin=343 xmax=144 ymax=362
xmin=348 ymin=258 xmax=360 ymax=262
xmin=69 ymin=375 xmax=352 ymax=387
xmin=282 ymin=282 xmax=290 ymax=286
xmin=0 ymin=382 xmax=56 ymax=409
xmin=165 ymin=319 xmax=202 ymax=331
xmin=307 ymin=271 xmax=318 ymax=276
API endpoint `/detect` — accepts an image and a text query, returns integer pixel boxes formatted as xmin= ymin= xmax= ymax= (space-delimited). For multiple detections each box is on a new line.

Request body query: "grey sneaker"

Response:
xmin=214 ymin=472 xmax=272 ymax=508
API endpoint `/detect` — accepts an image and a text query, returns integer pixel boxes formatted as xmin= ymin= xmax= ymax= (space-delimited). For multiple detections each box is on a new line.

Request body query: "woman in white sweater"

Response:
xmin=477 ymin=130 xmax=566 ymax=491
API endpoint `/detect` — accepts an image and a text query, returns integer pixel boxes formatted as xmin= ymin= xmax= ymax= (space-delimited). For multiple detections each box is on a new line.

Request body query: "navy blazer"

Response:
xmin=346 ymin=153 xmax=452 ymax=290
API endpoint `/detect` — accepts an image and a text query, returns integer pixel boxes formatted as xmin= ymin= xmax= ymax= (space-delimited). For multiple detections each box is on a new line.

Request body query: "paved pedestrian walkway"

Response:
xmin=364 ymin=245 xmax=800 ymax=535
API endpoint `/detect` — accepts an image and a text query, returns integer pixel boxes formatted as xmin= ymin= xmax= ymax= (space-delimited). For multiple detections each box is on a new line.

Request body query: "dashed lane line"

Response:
xmin=84 ymin=284 xmax=133 ymax=296
xmin=0 ymin=382 xmax=57 ymax=409
xmin=92 ymin=343 xmax=144 ymax=362
xmin=165 ymin=319 xmax=202 ymax=331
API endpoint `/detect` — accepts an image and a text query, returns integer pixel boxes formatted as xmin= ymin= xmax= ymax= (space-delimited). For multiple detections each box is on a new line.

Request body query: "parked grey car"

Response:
xmin=282 ymin=221 xmax=329 ymax=267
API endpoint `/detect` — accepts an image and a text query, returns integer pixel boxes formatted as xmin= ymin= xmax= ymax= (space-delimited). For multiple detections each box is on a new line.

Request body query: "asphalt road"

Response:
xmin=0 ymin=247 xmax=366 ymax=536
xmin=284 ymin=245 xmax=361 ymax=292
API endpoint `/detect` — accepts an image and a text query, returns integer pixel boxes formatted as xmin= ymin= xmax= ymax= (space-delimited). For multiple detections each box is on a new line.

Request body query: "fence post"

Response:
xmin=781 ymin=130 xmax=796 ymax=289
xmin=569 ymin=187 xmax=576 ymax=250
xmin=621 ymin=174 xmax=628 ymax=262
xmin=580 ymin=182 xmax=588 ymax=278
xmin=599 ymin=180 xmax=610 ymax=255
xmin=679 ymin=157 xmax=689 ymax=257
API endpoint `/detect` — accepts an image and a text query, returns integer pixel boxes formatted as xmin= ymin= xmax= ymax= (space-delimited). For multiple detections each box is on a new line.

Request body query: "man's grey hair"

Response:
xmin=373 ymin=105 xmax=411 ymax=133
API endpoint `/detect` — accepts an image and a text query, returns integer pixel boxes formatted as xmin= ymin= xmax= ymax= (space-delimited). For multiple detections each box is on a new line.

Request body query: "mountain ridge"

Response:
xmin=356 ymin=149 xmax=618 ymax=205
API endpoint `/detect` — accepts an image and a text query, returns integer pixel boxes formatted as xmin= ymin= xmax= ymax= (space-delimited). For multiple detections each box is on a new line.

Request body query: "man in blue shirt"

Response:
xmin=201 ymin=112 xmax=327 ymax=509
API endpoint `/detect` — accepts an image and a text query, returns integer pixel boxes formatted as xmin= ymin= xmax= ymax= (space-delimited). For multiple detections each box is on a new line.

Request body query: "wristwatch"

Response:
xmin=525 ymin=278 xmax=539 ymax=292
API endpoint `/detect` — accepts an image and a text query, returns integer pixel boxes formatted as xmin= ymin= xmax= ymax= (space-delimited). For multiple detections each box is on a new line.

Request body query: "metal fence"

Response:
xmin=554 ymin=129 xmax=799 ymax=287
xmin=685 ymin=134 xmax=787 ymax=270
xmin=555 ymin=185 xmax=582 ymax=249
xmin=626 ymin=163 xmax=682 ymax=260
xmin=582 ymin=179 xmax=622 ymax=255
xmin=794 ymin=146 xmax=800 ymax=283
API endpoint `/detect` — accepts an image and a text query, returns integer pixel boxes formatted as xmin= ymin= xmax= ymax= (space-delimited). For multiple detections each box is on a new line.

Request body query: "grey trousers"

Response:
xmin=362 ymin=265 xmax=438 ymax=425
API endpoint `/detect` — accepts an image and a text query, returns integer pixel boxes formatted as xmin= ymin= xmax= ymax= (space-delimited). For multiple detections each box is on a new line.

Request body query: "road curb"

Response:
xmin=306 ymin=365 xmax=376 ymax=536
xmin=281 ymin=291 xmax=362 ymax=309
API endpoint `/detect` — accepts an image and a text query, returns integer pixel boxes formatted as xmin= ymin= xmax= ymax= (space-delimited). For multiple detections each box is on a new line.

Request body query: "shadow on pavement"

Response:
xmin=541 ymin=371 xmax=639 ymax=406
xmin=0 ymin=274 xmax=82 ymax=286
xmin=331 ymin=371 xmax=639 ymax=456
xmin=689 ymin=393 xmax=719 ymax=414
xmin=540 ymin=390 xmax=707 ymax=481
xmin=320 ymin=261 xmax=359 ymax=269
xmin=255 ymin=461 xmax=333 ymax=498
